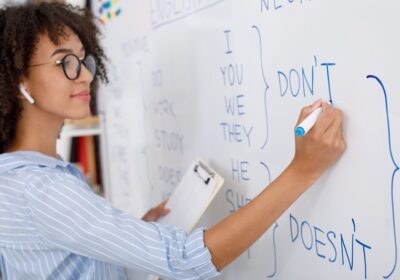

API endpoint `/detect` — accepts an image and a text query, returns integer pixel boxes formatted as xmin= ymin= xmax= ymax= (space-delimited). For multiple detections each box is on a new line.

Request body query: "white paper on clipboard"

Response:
xmin=157 ymin=159 xmax=224 ymax=233
xmin=151 ymin=160 xmax=224 ymax=279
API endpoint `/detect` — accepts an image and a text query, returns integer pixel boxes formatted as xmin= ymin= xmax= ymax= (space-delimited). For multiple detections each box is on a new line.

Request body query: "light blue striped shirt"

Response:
xmin=0 ymin=151 xmax=220 ymax=280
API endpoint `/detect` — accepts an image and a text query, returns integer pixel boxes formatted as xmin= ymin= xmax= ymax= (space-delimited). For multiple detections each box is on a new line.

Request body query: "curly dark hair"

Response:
xmin=0 ymin=2 xmax=108 ymax=153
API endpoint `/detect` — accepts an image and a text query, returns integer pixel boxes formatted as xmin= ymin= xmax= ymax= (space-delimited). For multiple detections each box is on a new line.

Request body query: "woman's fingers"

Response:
xmin=308 ymin=102 xmax=335 ymax=137
xmin=292 ymin=101 xmax=346 ymax=179
xmin=295 ymin=99 xmax=323 ymax=127
xmin=324 ymin=109 xmax=343 ymax=138
xmin=142 ymin=200 xmax=170 ymax=222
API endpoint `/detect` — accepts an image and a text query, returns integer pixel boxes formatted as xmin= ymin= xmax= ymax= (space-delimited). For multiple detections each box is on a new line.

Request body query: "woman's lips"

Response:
xmin=71 ymin=91 xmax=91 ymax=101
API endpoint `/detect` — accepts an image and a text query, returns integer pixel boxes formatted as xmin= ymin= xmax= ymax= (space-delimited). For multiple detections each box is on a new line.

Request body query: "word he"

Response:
xmin=154 ymin=129 xmax=184 ymax=154
xmin=231 ymin=158 xmax=250 ymax=182
xmin=290 ymin=214 xmax=372 ymax=279
xmin=277 ymin=57 xmax=336 ymax=99
xmin=261 ymin=0 xmax=312 ymax=12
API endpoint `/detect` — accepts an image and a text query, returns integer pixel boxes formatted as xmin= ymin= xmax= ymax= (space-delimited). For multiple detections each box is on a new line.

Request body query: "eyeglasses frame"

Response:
xmin=28 ymin=53 xmax=96 ymax=81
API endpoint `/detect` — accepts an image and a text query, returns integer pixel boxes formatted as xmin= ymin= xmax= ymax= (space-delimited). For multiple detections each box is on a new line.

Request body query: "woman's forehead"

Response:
xmin=34 ymin=30 xmax=84 ymax=58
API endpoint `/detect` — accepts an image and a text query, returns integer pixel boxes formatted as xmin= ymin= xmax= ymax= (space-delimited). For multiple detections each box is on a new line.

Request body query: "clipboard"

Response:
xmin=157 ymin=159 xmax=224 ymax=233
xmin=151 ymin=160 xmax=224 ymax=279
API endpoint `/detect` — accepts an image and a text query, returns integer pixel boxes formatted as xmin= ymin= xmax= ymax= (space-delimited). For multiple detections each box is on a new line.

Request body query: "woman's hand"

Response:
xmin=290 ymin=100 xmax=346 ymax=183
xmin=205 ymin=100 xmax=346 ymax=270
xmin=142 ymin=200 xmax=170 ymax=222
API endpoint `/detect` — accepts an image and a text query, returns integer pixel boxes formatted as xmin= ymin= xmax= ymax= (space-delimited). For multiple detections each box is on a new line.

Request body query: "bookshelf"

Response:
xmin=60 ymin=116 xmax=102 ymax=138
xmin=57 ymin=114 xmax=110 ymax=199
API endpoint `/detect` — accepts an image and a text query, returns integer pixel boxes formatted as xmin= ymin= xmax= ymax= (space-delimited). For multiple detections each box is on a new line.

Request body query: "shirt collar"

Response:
xmin=0 ymin=151 xmax=71 ymax=174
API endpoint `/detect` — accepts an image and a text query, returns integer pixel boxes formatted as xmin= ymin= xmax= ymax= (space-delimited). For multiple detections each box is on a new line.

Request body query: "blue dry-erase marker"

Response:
xmin=295 ymin=107 xmax=322 ymax=137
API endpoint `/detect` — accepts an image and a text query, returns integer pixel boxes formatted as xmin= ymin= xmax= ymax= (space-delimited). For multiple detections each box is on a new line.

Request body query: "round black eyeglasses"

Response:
xmin=29 ymin=54 xmax=97 ymax=81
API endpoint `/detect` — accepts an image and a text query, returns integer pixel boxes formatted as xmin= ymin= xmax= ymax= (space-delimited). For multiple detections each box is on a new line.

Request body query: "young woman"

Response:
xmin=0 ymin=2 xmax=346 ymax=280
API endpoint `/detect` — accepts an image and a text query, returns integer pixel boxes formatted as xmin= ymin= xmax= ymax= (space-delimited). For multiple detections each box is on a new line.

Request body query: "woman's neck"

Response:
xmin=8 ymin=110 xmax=64 ymax=158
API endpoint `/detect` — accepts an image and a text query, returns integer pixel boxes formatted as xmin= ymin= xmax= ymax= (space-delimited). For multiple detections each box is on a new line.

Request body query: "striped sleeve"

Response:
xmin=23 ymin=170 xmax=220 ymax=279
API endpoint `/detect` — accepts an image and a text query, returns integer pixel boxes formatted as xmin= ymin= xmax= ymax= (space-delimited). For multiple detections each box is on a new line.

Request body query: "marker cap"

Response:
xmin=295 ymin=127 xmax=305 ymax=137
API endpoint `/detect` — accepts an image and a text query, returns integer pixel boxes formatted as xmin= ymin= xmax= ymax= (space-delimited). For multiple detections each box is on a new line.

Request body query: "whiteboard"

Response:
xmin=95 ymin=1 xmax=400 ymax=279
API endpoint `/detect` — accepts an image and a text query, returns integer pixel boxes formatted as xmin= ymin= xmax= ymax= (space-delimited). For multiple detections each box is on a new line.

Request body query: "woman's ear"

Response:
xmin=18 ymin=83 xmax=35 ymax=104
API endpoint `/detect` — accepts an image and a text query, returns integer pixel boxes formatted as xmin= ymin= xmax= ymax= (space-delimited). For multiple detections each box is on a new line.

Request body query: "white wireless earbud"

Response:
xmin=18 ymin=83 xmax=35 ymax=104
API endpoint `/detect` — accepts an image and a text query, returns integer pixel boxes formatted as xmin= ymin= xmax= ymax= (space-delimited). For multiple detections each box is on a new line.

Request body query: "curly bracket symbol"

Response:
xmin=260 ymin=161 xmax=278 ymax=278
xmin=367 ymin=75 xmax=399 ymax=279
xmin=267 ymin=222 xmax=279 ymax=278
xmin=252 ymin=25 xmax=270 ymax=150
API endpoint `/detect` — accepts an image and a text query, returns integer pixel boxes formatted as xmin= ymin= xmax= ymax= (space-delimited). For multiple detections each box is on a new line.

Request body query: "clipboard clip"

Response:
xmin=194 ymin=162 xmax=215 ymax=185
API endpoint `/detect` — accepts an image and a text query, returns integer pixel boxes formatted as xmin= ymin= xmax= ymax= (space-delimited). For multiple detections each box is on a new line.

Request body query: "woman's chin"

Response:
xmin=69 ymin=110 xmax=92 ymax=120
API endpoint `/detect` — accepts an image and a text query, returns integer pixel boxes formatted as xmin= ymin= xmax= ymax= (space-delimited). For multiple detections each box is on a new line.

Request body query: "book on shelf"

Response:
xmin=60 ymin=115 xmax=103 ymax=195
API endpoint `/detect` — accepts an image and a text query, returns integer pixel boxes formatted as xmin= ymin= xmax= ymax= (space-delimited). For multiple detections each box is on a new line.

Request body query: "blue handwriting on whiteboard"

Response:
xmin=154 ymin=129 xmax=184 ymax=154
xmin=277 ymin=57 xmax=336 ymax=103
xmin=260 ymin=161 xmax=278 ymax=278
xmin=226 ymin=157 xmax=253 ymax=259
xmin=252 ymin=25 xmax=270 ymax=150
xmin=158 ymin=164 xmax=182 ymax=186
xmin=290 ymin=214 xmax=372 ymax=279
xmin=367 ymin=75 xmax=399 ymax=279
xmin=261 ymin=0 xmax=312 ymax=12
xmin=151 ymin=0 xmax=225 ymax=29
xmin=219 ymin=30 xmax=254 ymax=147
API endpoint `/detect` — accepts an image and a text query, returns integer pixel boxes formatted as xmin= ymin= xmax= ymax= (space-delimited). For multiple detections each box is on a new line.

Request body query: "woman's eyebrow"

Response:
xmin=50 ymin=46 xmax=85 ymax=58
xmin=50 ymin=48 xmax=73 ymax=57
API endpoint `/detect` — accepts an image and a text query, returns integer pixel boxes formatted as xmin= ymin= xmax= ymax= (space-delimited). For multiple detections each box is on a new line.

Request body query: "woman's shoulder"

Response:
xmin=0 ymin=151 xmax=79 ymax=184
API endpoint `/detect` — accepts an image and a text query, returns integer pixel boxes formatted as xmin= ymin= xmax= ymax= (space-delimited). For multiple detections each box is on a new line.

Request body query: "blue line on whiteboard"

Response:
xmin=252 ymin=26 xmax=269 ymax=89
xmin=252 ymin=25 xmax=270 ymax=150
xmin=260 ymin=161 xmax=272 ymax=184
xmin=152 ymin=0 xmax=225 ymax=30
xmin=268 ymin=222 xmax=279 ymax=278
xmin=321 ymin=62 xmax=336 ymax=104
xmin=366 ymin=75 xmax=399 ymax=279
xmin=260 ymin=161 xmax=277 ymax=278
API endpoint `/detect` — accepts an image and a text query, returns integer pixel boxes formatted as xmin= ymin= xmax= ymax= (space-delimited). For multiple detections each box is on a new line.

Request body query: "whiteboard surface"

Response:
xmin=95 ymin=1 xmax=400 ymax=279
